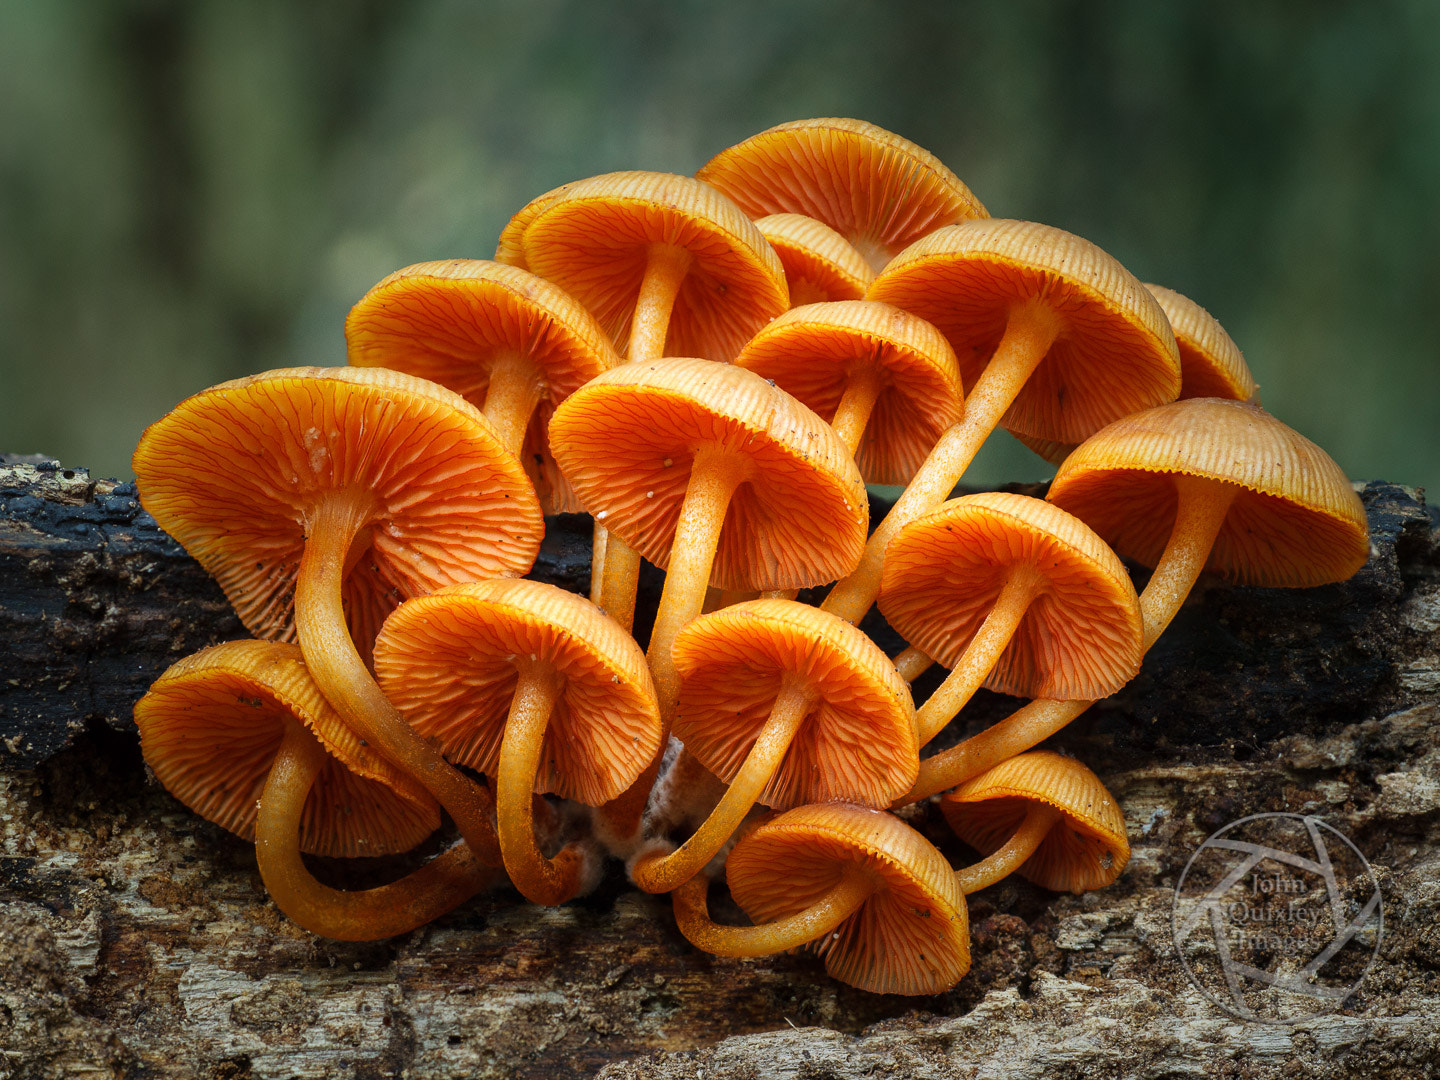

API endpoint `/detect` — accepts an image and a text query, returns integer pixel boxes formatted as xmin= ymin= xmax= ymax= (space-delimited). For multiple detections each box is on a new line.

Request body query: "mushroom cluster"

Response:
xmin=130 ymin=117 xmax=1371 ymax=992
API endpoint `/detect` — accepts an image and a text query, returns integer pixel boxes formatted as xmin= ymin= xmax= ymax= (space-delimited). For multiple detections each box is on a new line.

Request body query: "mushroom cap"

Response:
xmin=878 ymin=492 xmax=1143 ymax=701
xmin=733 ymin=300 xmax=963 ymax=486
xmin=132 ymin=366 xmax=543 ymax=656
xmin=754 ymin=214 xmax=874 ymax=303
xmin=548 ymin=357 xmax=869 ymax=591
xmin=726 ymin=802 xmax=970 ymax=996
xmin=941 ymin=750 xmax=1129 ymax=893
xmin=372 ymin=578 xmax=661 ymax=806
xmin=1144 ymin=284 xmax=1259 ymax=403
xmin=672 ymin=599 xmax=917 ymax=809
xmin=1047 ymin=398 xmax=1370 ymax=587
xmin=135 ymin=640 xmax=440 ymax=858
xmin=697 ymin=117 xmax=988 ymax=272
xmin=345 ymin=259 xmax=619 ymax=513
xmin=867 ymin=218 xmax=1182 ymax=445
xmin=516 ymin=171 xmax=788 ymax=361
xmin=494 ymin=178 xmax=584 ymax=269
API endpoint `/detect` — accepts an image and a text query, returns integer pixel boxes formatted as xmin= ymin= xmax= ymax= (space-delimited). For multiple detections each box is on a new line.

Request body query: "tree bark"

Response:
xmin=2 ymin=458 xmax=1437 ymax=1079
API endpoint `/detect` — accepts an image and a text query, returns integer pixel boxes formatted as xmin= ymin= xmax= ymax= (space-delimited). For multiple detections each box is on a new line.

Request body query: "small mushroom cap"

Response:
xmin=345 ymin=259 xmax=620 ymax=512
xmin=698 ymin=117 xmax=988 ymax=272
xmin=549 ymin=357 xmax=869 ymax=591
xmin=516 ymin=171 xmax=788 ymax=361
xmin=372 ymin=579 xmax=661 ymax=806
xmin=673 ymin=599 xmax=918 ymax=809
xmin=135 ymin=640 xmax=440 ymax=858
xmin=941 ymin=750 xmax=1129 ymax=893
xmin=1144 ymin=284 xmax=1259 ymax=403
xmin=733 ymin=300 xmax=964 ymax=486
xmin=132 ymin=366 xmax=543 ymax=655
xmin=879 ymin=492 xmax=1143 ymax=701
xmin=1047 ymin=398 xmax=1370 ymax=587
xmin=867 ymin=219 xmax=1182 ymax=445
xmin=727 ymin=802 xmax=970 ymax=996
xmin=754 ymin=214 xmax=874 ymax=303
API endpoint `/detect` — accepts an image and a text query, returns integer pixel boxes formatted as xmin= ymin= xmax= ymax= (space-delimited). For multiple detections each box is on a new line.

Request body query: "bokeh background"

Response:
xmin=2 ymin=0 xmax=1436 ymax=490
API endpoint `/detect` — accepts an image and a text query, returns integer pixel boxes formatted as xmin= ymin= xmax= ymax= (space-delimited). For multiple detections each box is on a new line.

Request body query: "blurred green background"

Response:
xmin=2 ymin=0 xmax=1436 ymax=491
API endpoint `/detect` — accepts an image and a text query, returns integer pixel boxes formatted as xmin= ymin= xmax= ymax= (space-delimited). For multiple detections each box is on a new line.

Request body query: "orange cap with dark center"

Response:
xmin=698 ymin=117 xmax=988 ymax=273
xmin=754 ymin=214 xmax=874 ymax=305
xmin=372 ymin=578 xmax=660 ymax=805
xmin=941 ymin=750 xmax=1129 ymax=893
xmin=879 ymin=492 xmax=1143 ymax=701
xmin=1047 ymin=398 xmax=1370 ymax=587
xmin=516 ymin=171 xmax=788 ymax=361
xmin=345 ymin=259 xmax=619 ymax=512
xmin=726 ymin=802 xmax=970 ymax=995
xmin=733 ymin=300 xmax=963 ymax=486
xmin=132 ymin=366 xmax=543 ymax=656
xmin=672 ymin=598 xmax=917 ymax=809
xmin=135 ymin=641 xmax=439 ymax=858
xmin=867 ymin=218 xmax=1182 ymax=446
xmin=1145 ymin=284 xmax=1259 ymax=403
xmin=548 ymin=357 xmax=868 ymax=591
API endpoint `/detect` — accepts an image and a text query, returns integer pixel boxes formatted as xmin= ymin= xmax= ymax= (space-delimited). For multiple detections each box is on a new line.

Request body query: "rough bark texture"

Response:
xmin=1 ymin=460 xmax=1437 ymax=1079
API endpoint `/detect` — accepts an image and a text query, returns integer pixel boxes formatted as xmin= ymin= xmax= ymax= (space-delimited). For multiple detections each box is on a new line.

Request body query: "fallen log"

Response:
xmin=1 ymin=458 xmax=1437 ymax=1078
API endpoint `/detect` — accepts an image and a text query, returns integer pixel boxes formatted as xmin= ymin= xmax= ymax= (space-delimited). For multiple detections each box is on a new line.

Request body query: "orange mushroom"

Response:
xmin=135 ymin=641 xmax=494 ymax=939
xmin=821 ymin=218 xmax=1182 ymax=625
xmin=514 ymin=170 xmax=788 ymax=632
xmin=941 ymin=751 xmax=1129 ymax=894
xmin=903 ymin=397 xmax=1370 ymax=803
xmin=733 ymin=300 xmax=963 ymax=486
xmin=698 ymin=117 xmax=988 ymax=272
xmin=630 ymin=599 xmax=916 ymax=893
xmin=879 ymin=492 xmax=1142 ymax=746
xmin=1017 ymin=282 xmax=1259 ymax=465
xmin=754 ymin=213 xmax=874 ymax=305
xmin=672 ymin=802 xmax=969 ymax=995
xmin=132 ymin=366 xmax=543 ymax=861
xmin=345 ymin=259 xmax=619 ymax=512
xmin=550 ymin=358 xmax=868 ymax=848
xmin=373 ymin=579 xmax=661 ymax=905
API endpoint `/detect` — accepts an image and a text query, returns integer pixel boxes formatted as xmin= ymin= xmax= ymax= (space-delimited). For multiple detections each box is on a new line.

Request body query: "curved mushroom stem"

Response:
xmin=482 ymin=351 xmax=547 ymax=462
xmin=914 ymin=566 xmax=1044 ymax=745
xmin=672 ymin=864 xmax=876 ymax=957
xmin=294 ymin=492 xmax=502 ymax=866
xmin=255 ymin=721 xmax=496 ymax=940
xmin=496 ymin=662 xmax=592 ymax=906
xmin=893 ymin=646 xmax=934 ymax=683
xmin=822 ymin=300 xmax=1062 ymax=624
xmin=951 ymin=802 xmax=1059 ymax=894
xmin=631 ymin=674 xmax=818 ymax=894
xmin=899 ymin=475 xmax=1239 ymax=804
xmin=830 ymin=366 xmax=885 ymax=456
xmin=595 ymin=445 xmax=749 ymax=852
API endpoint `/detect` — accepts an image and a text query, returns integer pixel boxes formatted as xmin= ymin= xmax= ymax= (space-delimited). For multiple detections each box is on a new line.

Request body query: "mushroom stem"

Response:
xmin=592 ymin=528 xmax=641 ymax=633
xmin=893 ymin=646 xmax=933 ymax=683
xmin=632 ymin=674 xmax=818 ymax=894
xmin=255 ymin=720 xmax=495 ymax=940
xmin=951 ymin=802 xmax=1059 ymax=894
xmin=672 ymin=865 xmax=876 ymax=957
xmin=496 ymin=662 xmax=588 ymax=905
xmin=830 ymin=365 xmax=885 ymax=456
xmin=822 ymin=300 xmax=1062 ymax=624
xmin=900 ymin=476 xmax=1239 ymax=803
xmin=915 ymin=566 xmax=1044 ymax=745
xmin=294 ymin=492 xmax=502 ymax=865
xmin=482 ymin=351 xmax=547 ymax=461
xmin=596 ymin=446 xmax=749 ymax=850
xmin=629 ymin=242 xmax=695 ymax=363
